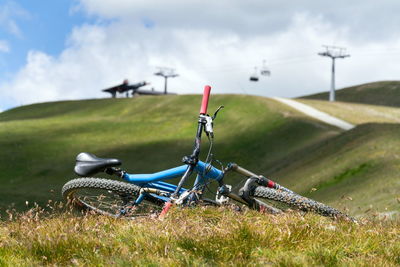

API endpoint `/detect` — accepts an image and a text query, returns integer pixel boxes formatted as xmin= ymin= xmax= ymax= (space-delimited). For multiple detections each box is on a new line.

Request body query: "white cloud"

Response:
xmin=76 ymin=0 xmax=400 ymax=42
xmin=2 ymin=1 xmax=400 ymax=108
xmin=0 ymin=40 xmax=10 ymax=52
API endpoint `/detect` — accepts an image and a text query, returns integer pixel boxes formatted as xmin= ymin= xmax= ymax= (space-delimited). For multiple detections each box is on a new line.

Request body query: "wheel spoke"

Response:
xmin=63 ymin=178 xmax=165 ymax=218
xmin=72 ymin=187 xmax=162 ymax=218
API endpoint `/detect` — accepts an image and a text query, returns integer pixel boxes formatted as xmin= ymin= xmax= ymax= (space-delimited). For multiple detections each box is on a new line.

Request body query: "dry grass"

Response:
xmin=0 ymin=205 xmax=399 ymax=266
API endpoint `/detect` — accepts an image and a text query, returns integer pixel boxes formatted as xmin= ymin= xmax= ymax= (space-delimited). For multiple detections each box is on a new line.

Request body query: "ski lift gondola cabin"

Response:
xmin=249 ymin=67 xmax=259 ymax=82
xmin=260 ymin=60 xmax=271 ymax=76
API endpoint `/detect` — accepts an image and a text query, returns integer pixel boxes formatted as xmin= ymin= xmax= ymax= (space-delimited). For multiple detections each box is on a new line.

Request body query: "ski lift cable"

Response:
xmin=188 ymin=49 xmax=399 ymax=75
xmin=193 ymin=49 xmax=400 ymax=74
xmin=192 ymin=48 xmax=400 ymax=74
xmin=190 ymin=58 xmax=323 ymax=76
xmin=191 ymin=54 xmax=315 ymax=71
xmin=192 ymin=55 xmax=318 ymax=74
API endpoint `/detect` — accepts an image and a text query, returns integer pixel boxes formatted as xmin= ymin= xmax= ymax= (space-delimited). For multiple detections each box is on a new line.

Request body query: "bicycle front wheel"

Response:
xmin=253 ymin=186 xmax=349 ymax=219
xmin=62 ymin=178 xmax=164 ymax=218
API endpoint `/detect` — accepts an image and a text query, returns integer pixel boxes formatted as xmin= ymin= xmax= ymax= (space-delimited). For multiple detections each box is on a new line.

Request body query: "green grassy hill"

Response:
xmin=270 ymin=97 xmax=400 ymax=216
xmin=0 ymin=95 xmax=337 ymax=211
xmin=1 ymin=92 xmax=399 ymax=266
xmin=300 ymin=81 xmax=400 ymax=107
xmin=283 ymin=95 xmax=400 ymax=216
xmin=267 ymin=123 xmax=400 ymax=216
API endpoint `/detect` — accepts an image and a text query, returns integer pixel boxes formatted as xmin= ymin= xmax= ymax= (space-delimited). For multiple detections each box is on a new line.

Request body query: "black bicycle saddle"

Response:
xmin=74 ymin=152 xmax=121 ymax=176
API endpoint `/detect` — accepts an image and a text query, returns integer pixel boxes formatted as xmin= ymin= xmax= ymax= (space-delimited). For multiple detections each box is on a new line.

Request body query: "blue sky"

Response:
xmin=1 ymin=0 xmax=400 ymax=111
xmin=0 ymin=0 xmax=92 ymax=109
xmin=0 ymin=1 xmax=86 ymax=75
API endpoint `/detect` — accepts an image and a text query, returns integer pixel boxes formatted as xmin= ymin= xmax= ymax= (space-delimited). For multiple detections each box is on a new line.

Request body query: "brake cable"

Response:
xmin=200 ymin=106 xmax=225 ymax=195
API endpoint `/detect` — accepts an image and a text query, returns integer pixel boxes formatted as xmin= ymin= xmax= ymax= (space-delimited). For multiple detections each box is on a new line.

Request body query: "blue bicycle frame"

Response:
xmin=117 ymin=86 xmax=226 ymax=206
xmin=122 ymin=160 xmax=224 ymax=204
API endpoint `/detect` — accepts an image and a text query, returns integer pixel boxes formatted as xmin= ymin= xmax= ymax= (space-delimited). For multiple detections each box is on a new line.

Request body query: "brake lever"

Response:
xmin=204 ymin=116 xmax=214 ymax=137
xmin=212 ymin=105 xmax=224 ymax=120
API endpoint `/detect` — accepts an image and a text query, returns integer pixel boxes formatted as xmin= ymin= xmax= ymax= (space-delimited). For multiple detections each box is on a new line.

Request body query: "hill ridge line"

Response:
xmin=272 ymin=97 xmax=355 ymax=130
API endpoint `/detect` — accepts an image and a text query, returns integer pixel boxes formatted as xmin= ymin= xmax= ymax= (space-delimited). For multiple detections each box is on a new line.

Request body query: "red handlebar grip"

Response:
xmin=200 ymin=85 xmax=211 ymax=114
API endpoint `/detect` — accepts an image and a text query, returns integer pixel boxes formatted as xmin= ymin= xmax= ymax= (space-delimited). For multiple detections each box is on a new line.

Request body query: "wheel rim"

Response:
xmin=71 ymin=188 xmax=163 ymax=218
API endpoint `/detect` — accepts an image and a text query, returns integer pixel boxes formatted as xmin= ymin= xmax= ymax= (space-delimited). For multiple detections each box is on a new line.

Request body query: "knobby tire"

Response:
xmin=253 ymin=186 xmax=351 ymax=219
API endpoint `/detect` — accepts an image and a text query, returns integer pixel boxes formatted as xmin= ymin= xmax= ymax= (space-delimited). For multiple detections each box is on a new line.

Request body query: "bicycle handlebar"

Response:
xmin=200 ymin=85 xmax=211 ymax=115
xmin=173 ymin=85 xmax=211 ymax=197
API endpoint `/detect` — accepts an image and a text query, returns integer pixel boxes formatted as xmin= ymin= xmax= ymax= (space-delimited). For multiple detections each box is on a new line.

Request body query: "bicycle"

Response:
xmin=62 ymin=85 xmax=350 ymax=220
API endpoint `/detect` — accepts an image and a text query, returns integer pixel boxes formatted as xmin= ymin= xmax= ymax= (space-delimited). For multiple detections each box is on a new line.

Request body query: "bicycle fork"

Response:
xmin=219 ymin=163 xmax=294 ymax=213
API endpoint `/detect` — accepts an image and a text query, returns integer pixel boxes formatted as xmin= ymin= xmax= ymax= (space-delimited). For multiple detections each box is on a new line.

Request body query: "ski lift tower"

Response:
xmin=154 ymin=67 xmax=179 ymax=94
xmin=318 ymin=45 xmax=350 ymax=102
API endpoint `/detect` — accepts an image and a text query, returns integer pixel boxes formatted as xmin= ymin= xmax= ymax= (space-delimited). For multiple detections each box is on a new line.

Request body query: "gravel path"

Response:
xmin=272 ymin=97 xmax=355 ymax=131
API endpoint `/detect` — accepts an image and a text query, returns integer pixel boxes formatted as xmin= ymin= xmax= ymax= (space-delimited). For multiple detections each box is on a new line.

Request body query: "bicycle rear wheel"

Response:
xmin=253 ymin=186 xmax=349 ymax=219
xmin=62 ymin=178 xmax=164 ymax=218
